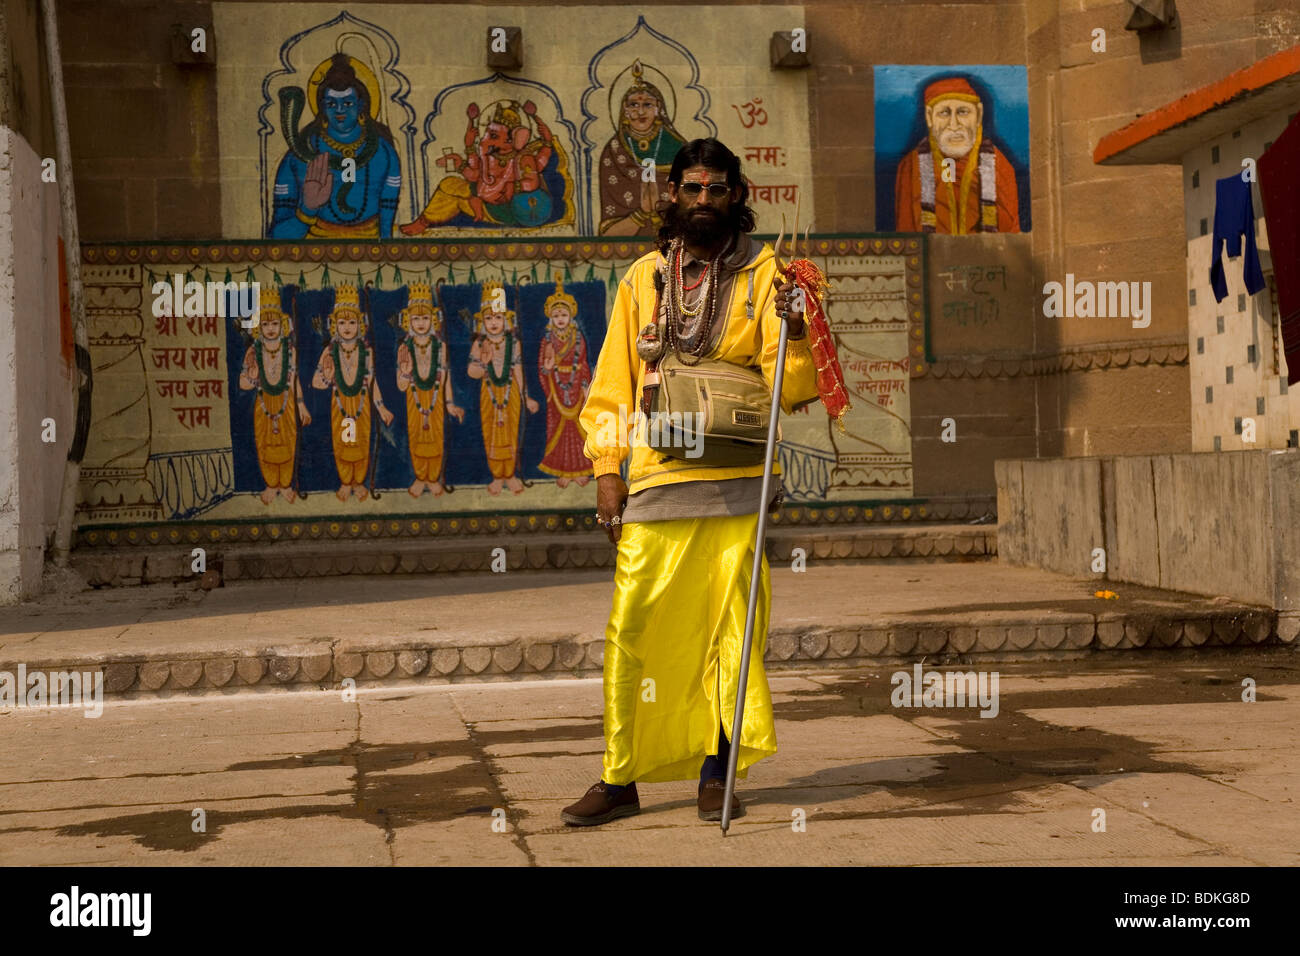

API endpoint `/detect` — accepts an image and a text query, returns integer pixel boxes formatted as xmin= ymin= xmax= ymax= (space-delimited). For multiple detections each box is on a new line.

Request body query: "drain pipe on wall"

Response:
xmin=43 ymin=0 xmax=92 ymax=567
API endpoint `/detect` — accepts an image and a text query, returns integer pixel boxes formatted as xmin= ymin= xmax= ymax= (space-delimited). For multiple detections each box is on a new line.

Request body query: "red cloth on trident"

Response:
xmin=784 ymin=258 xmax=851 ymax=426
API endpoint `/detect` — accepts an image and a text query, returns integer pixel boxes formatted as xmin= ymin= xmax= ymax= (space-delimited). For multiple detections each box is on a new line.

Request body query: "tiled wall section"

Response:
xmin=1183 ymin=109 xmax=1300 ymax=452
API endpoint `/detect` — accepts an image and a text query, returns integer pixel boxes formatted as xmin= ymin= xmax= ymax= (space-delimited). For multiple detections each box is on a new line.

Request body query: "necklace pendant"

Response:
xmin=635 ymin=322 xmax=665 ymax=362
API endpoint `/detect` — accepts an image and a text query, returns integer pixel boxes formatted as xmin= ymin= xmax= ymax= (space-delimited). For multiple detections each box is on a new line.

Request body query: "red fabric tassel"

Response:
xmin=785 ymin=258 xmax=851 ymax=427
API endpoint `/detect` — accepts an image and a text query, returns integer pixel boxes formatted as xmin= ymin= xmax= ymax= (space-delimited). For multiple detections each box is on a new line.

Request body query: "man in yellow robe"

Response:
xmin=562 ymin=138 xmax=818 ymax=826
xmin=238 ymin=285 xmax=311 ymax=503
xmin=396 ymin=281 xmax=463 ymax=496
xmin=467 ymin=280 xmax=539 ymax=495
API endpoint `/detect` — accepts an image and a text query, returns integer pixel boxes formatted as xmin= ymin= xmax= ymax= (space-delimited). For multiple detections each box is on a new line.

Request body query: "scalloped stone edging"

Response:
xmin=6 ymin=607 xmax=1288 ymax=699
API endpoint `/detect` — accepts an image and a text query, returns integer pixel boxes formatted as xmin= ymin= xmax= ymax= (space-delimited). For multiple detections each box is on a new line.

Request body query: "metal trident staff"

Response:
xmin=721 ymin=201 xmax=806 ymax=834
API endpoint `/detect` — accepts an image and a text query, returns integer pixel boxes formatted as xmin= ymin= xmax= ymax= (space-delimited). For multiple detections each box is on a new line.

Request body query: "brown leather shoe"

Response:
xmin=561 ymin=781 xmax=640 ymax=826
xmin=698 ymin=777 xmax=745 ymax=822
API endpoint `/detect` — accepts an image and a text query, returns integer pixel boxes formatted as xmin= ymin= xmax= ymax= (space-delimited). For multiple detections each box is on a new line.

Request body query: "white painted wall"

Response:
xmin=0 ymin=123 xmax=70 ymax=604
xmin=1182 ymin=109 xmax=1300 ymax=453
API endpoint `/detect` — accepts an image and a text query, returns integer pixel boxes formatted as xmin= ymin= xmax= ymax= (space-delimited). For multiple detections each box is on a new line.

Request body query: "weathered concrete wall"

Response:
xmin=997 ymin=449 xmax=1300 ymax=610
xmin=996 ymin=456 xmax=1103 ymax=575
xmin=0 ymin=0 xmax=67 ymax=603
xmin=0 ymin=124 xmax=69 ymax=603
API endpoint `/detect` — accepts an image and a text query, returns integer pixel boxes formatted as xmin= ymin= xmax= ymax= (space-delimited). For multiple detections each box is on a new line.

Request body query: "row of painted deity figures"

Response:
xmin=236 ymin=279 xmax=592 ymax=502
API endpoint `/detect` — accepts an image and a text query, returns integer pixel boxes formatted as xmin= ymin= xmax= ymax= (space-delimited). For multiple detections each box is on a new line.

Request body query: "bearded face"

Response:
xmin=926 ymin=97 xmax=983 ymax=159
xmin=668 ymin=165 xmax=738 ymax=246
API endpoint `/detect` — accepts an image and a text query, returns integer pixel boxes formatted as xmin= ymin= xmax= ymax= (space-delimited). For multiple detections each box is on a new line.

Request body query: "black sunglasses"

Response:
xmin=677 ymin=182 xmax=731 ymax=199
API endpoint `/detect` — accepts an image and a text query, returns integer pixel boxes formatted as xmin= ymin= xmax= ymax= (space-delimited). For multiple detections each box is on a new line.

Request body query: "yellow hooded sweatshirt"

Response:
xmin=579 ymin=240 xmax=820 ymax=494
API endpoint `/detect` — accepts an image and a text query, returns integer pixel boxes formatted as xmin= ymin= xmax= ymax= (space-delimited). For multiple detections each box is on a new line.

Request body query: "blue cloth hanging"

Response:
xmin=1210 ymin=174 xmax=1266 ymax=303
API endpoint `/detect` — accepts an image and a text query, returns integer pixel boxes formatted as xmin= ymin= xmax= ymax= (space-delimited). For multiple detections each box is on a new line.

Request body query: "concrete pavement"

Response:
xmin=1 ymin=653 xmax=1296 ymax=865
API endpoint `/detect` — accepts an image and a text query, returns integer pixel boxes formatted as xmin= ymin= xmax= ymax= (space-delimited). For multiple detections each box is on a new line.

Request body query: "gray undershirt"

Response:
xmin=621 ymin=474 xmax=782 ymax=523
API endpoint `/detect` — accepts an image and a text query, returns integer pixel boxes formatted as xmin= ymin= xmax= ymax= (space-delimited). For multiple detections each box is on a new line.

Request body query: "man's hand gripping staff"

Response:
xmin=772 ymin=224 xmax=852 ymax=429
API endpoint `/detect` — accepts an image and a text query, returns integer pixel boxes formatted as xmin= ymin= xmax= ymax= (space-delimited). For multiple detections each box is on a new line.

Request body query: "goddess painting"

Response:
xmin=536 ymin=279 xmax=592 ymax=486
xmin=395 ymin=281 xmax=464 ymax=497
xmin=311 ymin=283 xmax=395 ymax=500
xmin=237 ymin=285 xmax=311 ymax=503
xmin=467 ymin=280 xmax=539 ymax=494
xmin=597 ymin=60 xmax=687 ymax=236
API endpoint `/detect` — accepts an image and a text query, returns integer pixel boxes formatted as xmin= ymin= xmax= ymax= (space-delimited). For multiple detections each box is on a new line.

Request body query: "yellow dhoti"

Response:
xmin=601 ymin=513 xmax=775 ymax=785
xmin=307 ymin=217 xmax=380 ymax=239
xmin=406 ymin=384 xmax=446 ymax=481
xmin=417 ymin=176 xmax=477 ymax=225
xmin=330 ymin=388 xmax=371 ymax=485
xmin=253 ymin=389 xmax=297 ymax=487
xmin=480 ymin=380 xmax=521 ymax=479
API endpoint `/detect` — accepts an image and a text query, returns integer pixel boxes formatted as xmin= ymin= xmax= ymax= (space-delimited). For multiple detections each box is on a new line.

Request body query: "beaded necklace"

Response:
xmin=407 ymin=334 xmax=441 ymax=391
xmin=332 ymin=339 xmax=369 ymax=397
xmin=483 ymin=333 xmax=514 ymax=387
xmin=256 ymin=340 xmax=290 ymax=397
xmin=480 ymin=333 xmax=515 ymax=424
xmin=664 ymin=238 xmax=725 ymax=363
xmin=624 ymin=122 xmax=665 ymax=162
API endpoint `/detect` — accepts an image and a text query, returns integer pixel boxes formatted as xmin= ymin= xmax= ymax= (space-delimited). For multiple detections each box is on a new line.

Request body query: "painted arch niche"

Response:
xmin=214 ymin=4 xmax=813 ymax=239
xmin=258 ymin=11 xmax=419 ymax=238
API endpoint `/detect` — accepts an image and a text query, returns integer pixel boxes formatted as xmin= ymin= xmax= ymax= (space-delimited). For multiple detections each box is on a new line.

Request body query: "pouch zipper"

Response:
xmin=664 ymin=366 xmax=765 ymax=385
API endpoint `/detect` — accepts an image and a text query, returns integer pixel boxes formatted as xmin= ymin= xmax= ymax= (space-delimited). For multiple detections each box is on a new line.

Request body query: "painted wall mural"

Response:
xmin=80 ymin=4 xmax=934 ymax=541
xmin=214 ymin=4 xmax=813 ymax=240
xmin=75 ymin=239 xmax=923 ymax=537
xmin=874 ymin=65 xmax=1031 ymax=235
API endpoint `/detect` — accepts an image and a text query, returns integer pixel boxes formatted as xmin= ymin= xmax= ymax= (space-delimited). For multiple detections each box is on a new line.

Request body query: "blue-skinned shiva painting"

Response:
xmin=269 ymin=53 xmax=405 ymax=239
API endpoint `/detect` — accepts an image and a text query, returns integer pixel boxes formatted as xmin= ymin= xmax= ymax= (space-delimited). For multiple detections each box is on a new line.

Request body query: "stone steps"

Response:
xmin=14 ymin=604 xmax=1289 ymax=700
xmin=70 ymin=522 xmax=998 ymax=587
xmin=9 ymin=559 xmax=1296 ymax=700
